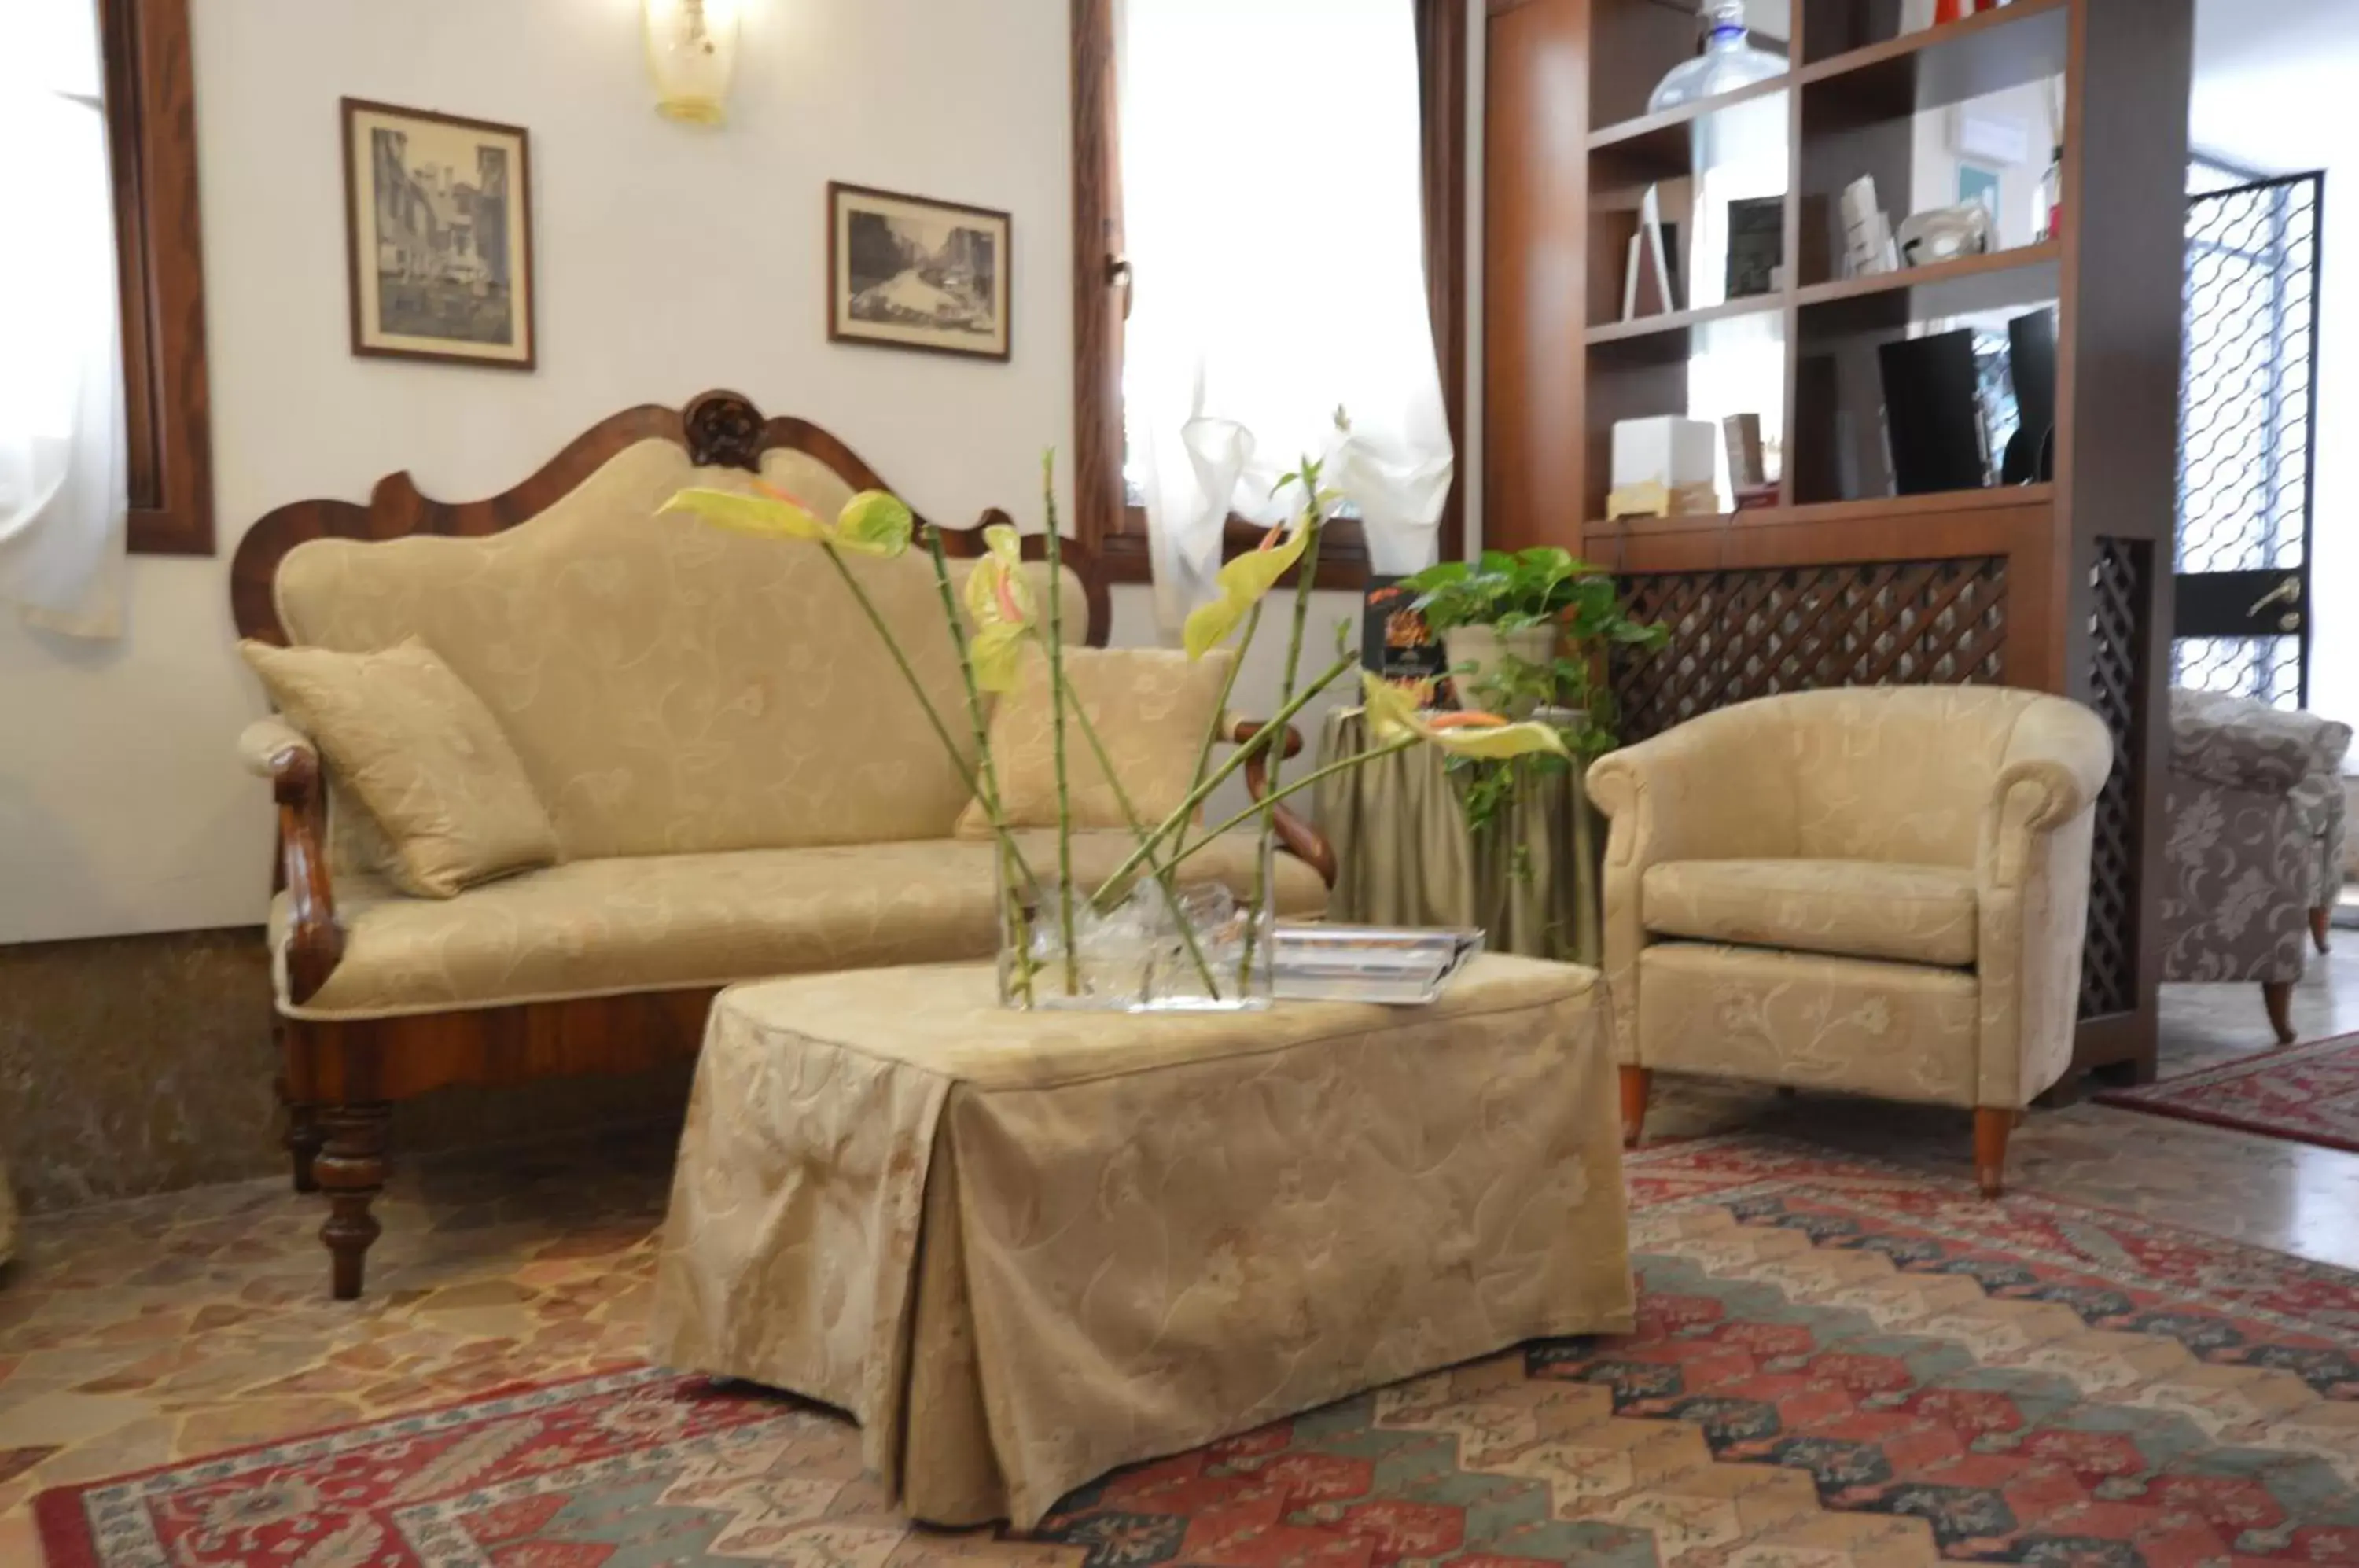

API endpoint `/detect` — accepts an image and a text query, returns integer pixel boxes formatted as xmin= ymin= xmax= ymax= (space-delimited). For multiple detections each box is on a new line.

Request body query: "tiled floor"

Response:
xmin=4 ymin=947 xmax=2357 ymax=1563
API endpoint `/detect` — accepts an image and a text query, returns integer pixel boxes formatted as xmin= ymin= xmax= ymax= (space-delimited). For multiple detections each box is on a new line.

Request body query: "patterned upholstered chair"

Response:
xmin=2159 ymin=690 xmax=2353 ymax=1043
xmin=1587 ymin=686 xmax=2112 ymax=1198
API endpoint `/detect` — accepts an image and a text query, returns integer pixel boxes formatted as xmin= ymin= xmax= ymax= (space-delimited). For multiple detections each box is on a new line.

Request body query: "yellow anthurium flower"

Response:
xmin=834 ymin=491 xmax=915 ymax=558
xmin=661 ymin=484 xmax=914 ymax=559
xmin=1183 ymin=525 xmax=1312 ymax=661
xmin=661 ymin=485 xmax=827 ymax=542
xmin=1360 ymin=672 xmax=1570 ymax=760
xmin=962 ymin=523 xmax=1036 ymax=693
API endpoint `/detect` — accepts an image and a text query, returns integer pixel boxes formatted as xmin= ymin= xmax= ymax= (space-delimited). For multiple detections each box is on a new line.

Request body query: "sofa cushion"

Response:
xmin=1636 ymin=942 xmax=1982 ymax=1108
xmin=271 ymin=832 xmax=1329 ymax=1019
xmin=241 ymin=638 xmax=559 ymax=897
xmin=1642 ymin=858 xmax=1978 ymax=966
xmin=273 ymin=438 xmax=1088 ymax=863
xmin=955 ymin=646 xmax=1235 ymax=839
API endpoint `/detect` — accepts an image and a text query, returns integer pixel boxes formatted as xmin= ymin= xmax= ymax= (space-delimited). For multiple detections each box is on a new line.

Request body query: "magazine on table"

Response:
xmin=1272 ymin=924 xmax=1485 ymax=1005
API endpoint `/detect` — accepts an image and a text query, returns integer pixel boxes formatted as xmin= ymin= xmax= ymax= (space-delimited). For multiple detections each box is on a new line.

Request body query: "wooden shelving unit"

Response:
xmin=1485 ymin=0 xmax=2195 ymax=1077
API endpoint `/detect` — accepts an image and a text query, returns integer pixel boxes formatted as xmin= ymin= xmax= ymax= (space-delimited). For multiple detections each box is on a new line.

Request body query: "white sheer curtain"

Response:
xmin=0 ymin=0 xmax=127 ymax=639
xmin=1120 ymin=0 xmax=1452 ymax=632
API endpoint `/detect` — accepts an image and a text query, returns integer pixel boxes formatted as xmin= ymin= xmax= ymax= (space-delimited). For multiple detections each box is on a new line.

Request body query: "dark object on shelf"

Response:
xmin=2004 ymin=307 xmax=2059 ymax=484
xmin=1361 ymin=576 xmax=1453 ymax=701
xmin=1734 ymin=484 xmax=1781 ymax=511
xmin=1725 ymin=197 xmax=1785 ymax=298
xmin=1878 ymin=329 xmax=1988 ymax=495
xmin=1723 ymin=413 xmax=1768 ymax=488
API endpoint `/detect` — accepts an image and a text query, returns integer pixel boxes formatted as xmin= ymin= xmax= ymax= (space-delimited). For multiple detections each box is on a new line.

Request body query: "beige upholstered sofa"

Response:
xmin=230 ymin=393 xmax=1329 ymax=1297
xmin=1586 ymin=686 xmax=2111 ymax=1196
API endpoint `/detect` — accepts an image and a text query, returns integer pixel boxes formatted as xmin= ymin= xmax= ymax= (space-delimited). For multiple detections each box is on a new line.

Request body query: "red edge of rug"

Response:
xmin=27 ymin=1375 xmax=609 ymax=1566
xmin=2092 ymin=1029 xmax=2359 ymax=1155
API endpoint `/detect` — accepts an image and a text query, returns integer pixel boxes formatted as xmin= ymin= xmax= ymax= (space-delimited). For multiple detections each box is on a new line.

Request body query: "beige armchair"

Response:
xmin=1586 ymin=686 xmax=2112 ymax=1197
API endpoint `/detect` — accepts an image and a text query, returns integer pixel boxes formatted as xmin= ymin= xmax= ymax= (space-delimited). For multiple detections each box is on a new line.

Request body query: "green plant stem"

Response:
xmin=1042 ymin=467 xmax=1080 ymax=995
xmin=1238 ymin=510 xmax=1325 ymax=988
xmin=1172 ymin=738 xmax=1419 ymax=860
xmin=818 ymin=546 xmax=996 ymax=816
xmin=1063 ymin=694 xmax=1221 ymax=998
xmin=1085 ymin=646 xmax=1358 ymax=911
xmin=919 ymin=526 xmax=1036 ymax=1004
xmin=1184 ymin=602 xmax=1260 ymax=798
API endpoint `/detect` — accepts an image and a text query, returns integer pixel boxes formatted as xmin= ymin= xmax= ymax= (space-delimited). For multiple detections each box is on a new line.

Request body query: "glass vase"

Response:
xmin=995 ymin=837 xmax=1277 ymax=1012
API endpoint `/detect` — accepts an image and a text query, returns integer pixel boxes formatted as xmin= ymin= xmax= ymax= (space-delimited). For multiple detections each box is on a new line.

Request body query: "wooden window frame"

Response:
xmin=100 ymin=0 xmax=215 ymax=555
xmin=1069 ymin=0 xmax=1468 ymax=591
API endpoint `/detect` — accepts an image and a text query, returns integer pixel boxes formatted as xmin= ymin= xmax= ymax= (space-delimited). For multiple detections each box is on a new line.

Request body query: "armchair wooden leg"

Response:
xmin=2263 ymin=981 xmax=2297 ymax=1046
xmin=317 ymin=1102 xmax=390 ymax=1301
xmin=1619 ymin=1066 xmax=1651 ymax=1150
xmin=2311 ymin=907 xmax=2331 ymax=955
xmin=1973 ymin=1107 xmax=2014 ymax=1199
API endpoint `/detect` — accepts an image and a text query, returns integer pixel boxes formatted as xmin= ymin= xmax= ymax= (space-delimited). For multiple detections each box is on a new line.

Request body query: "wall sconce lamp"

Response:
xmin=644 ymin=0 xmax=741 ymax=125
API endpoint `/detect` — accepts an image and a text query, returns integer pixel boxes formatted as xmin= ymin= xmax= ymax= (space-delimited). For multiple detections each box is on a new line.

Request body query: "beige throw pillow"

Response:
xmin=956 ymin=646 xmax=1235 ymax=838
xmin=241 ymin=638 xmax=559 ymax=898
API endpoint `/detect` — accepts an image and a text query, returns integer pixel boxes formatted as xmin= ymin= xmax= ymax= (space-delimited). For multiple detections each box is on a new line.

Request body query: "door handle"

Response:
xmin=1106 ymin=255 xmax=1133 ymax=321
xmin=2247 ymin=576 xmax=2302 ymax=616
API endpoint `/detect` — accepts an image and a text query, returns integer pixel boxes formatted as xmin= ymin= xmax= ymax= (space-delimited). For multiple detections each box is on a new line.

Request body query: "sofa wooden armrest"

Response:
xmin=240 ymin=719 xmax=344 ymax=1004
xmin=1227 ymin=717 xmax=1338 ymax=889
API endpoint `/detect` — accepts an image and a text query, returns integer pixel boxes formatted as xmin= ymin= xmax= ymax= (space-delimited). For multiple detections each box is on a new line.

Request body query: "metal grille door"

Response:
xmin=2173 ymin=172 xmax=2323 ymax=707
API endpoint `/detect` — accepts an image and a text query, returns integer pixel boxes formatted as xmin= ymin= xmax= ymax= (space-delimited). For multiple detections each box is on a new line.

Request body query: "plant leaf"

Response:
xmin=661 ymin=487 xmax=826 ymax=542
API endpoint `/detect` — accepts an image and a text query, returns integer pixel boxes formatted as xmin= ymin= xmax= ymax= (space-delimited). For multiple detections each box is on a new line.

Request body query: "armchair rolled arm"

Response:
xmin=1584 ymin=704 xmax=1794 ymax=869
xmin=239 ymin=718 xmax=344 ymax=1004
xmin=1223 ymin=714 xmax=1338 ymax=889
xmin=2169 ymin=690 xmax=2318 ymax=796
xmin=1982 ymin=696 xmax=2112 ymax=893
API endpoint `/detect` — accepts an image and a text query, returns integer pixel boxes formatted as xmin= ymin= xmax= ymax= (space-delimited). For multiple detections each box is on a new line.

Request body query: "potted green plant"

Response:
xmin=1399 ymin=547 xmax=1664 ymax=723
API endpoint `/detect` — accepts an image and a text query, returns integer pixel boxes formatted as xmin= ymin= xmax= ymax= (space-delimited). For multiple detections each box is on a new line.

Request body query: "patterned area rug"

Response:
xmin=2095 ymin=1032 xmax=2359 ymax=1154
xmin=35 ymin=1137 xmax=2359 ymax=1566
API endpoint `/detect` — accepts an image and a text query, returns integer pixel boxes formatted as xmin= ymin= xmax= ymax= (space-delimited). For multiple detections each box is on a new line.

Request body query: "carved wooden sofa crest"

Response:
xmin=231 ymin=392 xmax=1334 ymax=1297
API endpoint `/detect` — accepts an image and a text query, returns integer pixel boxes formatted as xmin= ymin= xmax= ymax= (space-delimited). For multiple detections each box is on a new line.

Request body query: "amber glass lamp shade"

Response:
xmin=644 ymin=0 xmax=740 ymax=125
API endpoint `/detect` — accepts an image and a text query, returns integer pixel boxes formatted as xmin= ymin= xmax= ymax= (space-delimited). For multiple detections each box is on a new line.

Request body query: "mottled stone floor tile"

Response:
xmin=6 ymin=945 xmax=2359 ymax=1561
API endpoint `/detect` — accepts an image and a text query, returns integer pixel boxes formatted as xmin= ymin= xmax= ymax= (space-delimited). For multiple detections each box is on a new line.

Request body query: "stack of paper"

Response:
xmin=1271 ymin=925 xmax=1486 ymax=1005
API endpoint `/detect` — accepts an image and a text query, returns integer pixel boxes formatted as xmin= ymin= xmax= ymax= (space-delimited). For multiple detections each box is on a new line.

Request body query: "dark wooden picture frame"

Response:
xmin=827 ymin=180 xmax=1012 ymax=362
xmin=340 ymin=98 xmax=536 ymax=370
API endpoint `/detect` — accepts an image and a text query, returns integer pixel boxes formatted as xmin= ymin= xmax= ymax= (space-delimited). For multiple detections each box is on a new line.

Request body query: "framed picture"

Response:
xmin=827 ymin=181 xmax=1011 ymax=361
xmin=341 ymin=98 xmax=535 ymax=370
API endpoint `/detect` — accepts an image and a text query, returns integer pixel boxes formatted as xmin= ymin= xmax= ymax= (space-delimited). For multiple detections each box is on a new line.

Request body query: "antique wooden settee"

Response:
xmin=230 ymin=392 xmax=1334 ymax=1297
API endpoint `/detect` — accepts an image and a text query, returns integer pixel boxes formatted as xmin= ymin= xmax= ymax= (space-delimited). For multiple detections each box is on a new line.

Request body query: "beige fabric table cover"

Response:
xmin=649 ymin=956 xmax=1634 ymax=1528
xmin=1315 ymin=709 xmax=1603 ymax=965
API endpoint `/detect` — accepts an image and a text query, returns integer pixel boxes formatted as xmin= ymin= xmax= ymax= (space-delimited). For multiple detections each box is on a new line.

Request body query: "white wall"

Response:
xmin=0 ymin=0 xmax=1076 ymax=944
xmin=2189 ymin=4 xmax=2358 ymax=737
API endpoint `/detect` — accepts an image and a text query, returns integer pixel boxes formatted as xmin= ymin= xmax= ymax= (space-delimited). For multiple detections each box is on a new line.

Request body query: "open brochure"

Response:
xmin=1272 ymin=924 xmax=1485 ymax=1006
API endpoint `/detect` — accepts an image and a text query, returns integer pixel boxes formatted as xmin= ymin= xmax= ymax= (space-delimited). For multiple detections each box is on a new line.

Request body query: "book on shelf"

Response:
xmin=1271 ymin=925 xmax=1485 ymax=1006
xmin=1621 ymin=182 xmax=1682 ymax=320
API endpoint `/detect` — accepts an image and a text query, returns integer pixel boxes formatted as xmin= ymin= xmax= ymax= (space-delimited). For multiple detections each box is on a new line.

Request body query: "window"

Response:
xmin=101 ymin=0 xmax=215 ymax=556
xmin=0 ymin=0 xmax=212 ymax=609
xmin=1071 ymin=0 xmax=1468 ymax=592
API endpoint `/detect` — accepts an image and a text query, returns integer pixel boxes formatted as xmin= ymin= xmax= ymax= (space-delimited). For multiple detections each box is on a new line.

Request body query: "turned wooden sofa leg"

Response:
xmin=275 ymin=1066 xmax=324 ymax=1194
xmin=2263 ymin=980 xmax=2297 ymax=1046
xmin=286 ymin=1102 xmax=324 ymax=1194
xmin=1973 ymin=1107 xmax=2014 ymax=1199
xmin=317 ymin=1103 xmax=391 ymax=1301
xmin=1619 ymin=1066 xmax=1651 ymax=1150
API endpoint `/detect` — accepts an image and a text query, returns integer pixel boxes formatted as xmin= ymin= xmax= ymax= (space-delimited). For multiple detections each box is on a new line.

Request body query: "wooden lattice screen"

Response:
xmin=2080 ymin=536 xmax=2151 ymax=1018
xmin=1610 ymin=557 xmax=2010 ymax=742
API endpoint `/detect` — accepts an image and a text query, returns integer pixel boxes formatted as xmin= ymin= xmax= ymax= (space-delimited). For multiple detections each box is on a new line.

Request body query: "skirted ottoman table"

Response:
xmin=648 ymin=955 xmax=1634 ymax=1528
